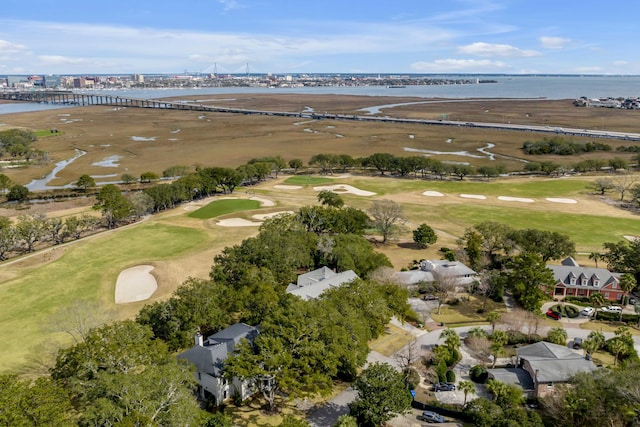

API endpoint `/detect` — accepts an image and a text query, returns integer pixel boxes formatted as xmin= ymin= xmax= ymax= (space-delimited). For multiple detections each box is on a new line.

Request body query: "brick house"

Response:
xmin=547 ymin=257 xmax=624 ymax=302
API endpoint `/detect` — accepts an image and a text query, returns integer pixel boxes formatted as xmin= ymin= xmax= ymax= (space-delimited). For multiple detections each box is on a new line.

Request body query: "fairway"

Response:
xmin=188 ymin=199 xmax=261 ymax=219
xmin=284 ymin=176 xmax=335 ymax=185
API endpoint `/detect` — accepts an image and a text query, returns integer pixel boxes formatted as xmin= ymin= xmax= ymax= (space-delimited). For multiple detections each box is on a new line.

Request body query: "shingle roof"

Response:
xmin=547 ymin=257 xmax=619 ymax=290
xmin=487 ymin=367 xmax=534 ymax=391
xmin=517 ymin=341 xmax=596 ymax=383
xmin=177 ymin=323 xmax=258 ymax=376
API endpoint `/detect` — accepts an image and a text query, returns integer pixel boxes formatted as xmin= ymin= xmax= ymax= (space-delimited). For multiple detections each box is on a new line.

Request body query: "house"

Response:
xmin=393 ymin=259 xmax=477 ymax=287
xmin=286 ymin=266 xmax=358 ymax=300
xmin=515 ymin=341 xmax=596 ymax=398
xmin=177 ymin=323 xmax=259 ymax=406
xmin=547 ymin=256 xmax=624 ymax=302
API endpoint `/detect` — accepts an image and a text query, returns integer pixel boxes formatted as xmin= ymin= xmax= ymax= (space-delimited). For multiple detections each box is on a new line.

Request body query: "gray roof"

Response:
xmin=517 ymin=341 xmax=596 ymax=383
xmin=286 ymin=268 xmax=358 ymax=300
xmin=547 ymin=258 xmax=619 ymax=290
xmin=177 ymin=323 xmax=258 ymax=376
xmin=392 ymin=270 xmax=435 ymax=286
xmin=487 ymin=368 xmax=534 ymax=391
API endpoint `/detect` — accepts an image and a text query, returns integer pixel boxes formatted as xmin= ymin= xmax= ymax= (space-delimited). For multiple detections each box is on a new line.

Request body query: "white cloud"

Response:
xmin=410 ymin=58 xmax=507 ymax=73
xmin=539 ymin=36 xmax=571 ymax=49
xmin=458 ymin=42 xmax=539 ymax=57
xmin=0 ymin=39 xmax=26 ymax=54
xmin=218 ymin=0 xmax=244 ymax=11
xmin=613 ymin=60 xmax=629 ymax=66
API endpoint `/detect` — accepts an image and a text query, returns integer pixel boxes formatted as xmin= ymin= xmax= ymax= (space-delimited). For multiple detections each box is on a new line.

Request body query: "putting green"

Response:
xmin=188 ymin=199 xmax=261 ymax=219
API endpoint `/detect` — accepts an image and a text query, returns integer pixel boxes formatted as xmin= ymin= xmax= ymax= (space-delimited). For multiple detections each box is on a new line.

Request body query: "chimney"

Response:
xmin=195 ymin=332 xmax=204 ymax=347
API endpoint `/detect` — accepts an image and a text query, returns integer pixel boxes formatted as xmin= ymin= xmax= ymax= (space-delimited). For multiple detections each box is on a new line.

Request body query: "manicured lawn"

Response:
xmin=188 ymin=199 xmax=261 ymax=219
xmin=430 ymin=295 xmax=507 ymax=324
xmin=284 ymin=176 xmax=334 ymax=185
xmin=0 ymin=223 xmax=209 ymax=371
xmin=368 ymin=323 xmax=414 ymax=357
xmin=580 ymin=321 xmax=640 ymax=335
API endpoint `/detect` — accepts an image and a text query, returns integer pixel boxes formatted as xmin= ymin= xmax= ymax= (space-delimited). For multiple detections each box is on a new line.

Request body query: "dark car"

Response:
xmin=573 ymin=337 xmax=583 ymax=349
xmin=546 ymin=310 xmax=561 ymax=320
xmin=423 ymin=294 xmax=439 ymax=301
xmin=420 ymin=410 xmax=445 ymax=423
xmin=432 ymin=382 xmax=455 ymax=392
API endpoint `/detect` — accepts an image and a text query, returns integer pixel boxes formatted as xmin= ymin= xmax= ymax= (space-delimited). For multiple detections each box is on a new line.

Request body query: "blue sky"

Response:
xmin=0 ymin=0 xmax=637 ymax=75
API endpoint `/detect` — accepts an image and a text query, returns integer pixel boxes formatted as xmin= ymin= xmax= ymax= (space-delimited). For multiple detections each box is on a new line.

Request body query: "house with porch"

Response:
xmin=547 ymin=257 xmax=624 ymax=302
xmin=177 ymin=323 xmax=258 ymax=406
xmin=393 ymin=259 xmax=477 ymax=287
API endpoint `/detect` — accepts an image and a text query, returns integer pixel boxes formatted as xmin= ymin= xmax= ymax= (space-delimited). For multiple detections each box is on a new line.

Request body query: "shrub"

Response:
xmin=405 ymin=368 xmax=421 ymax=390
xmin=446 ymin=370 xmax=456 ymax=383
xmin=445 ymin=348 xmax=461 ymax=367
xmin=469 ymin=365 xmax=488 ymax=383
xmin=565 ymin=305 xmax=580 ymax=318
xmin=506 ymin=330 xmax=529 ymax=345
xmin=437 ymin=359 xmax=447 ymax=383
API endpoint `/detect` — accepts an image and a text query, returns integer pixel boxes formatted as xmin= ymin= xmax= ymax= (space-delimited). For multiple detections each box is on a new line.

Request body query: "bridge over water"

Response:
xmin=2 ymin=90 xmax=639 ymax=142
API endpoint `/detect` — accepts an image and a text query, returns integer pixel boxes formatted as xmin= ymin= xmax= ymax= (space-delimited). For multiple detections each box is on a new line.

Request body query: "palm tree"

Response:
xmin=609 ymin=338 xmax=628 ymax=366
xmin=587 ymin=331 xmax=606 ymax=350
xmin=458 ymin=380 xmax=476 ymax=406
xmin=486 ymin=311 xmax=500 ymax=333
xmin=590 ymin=292 xmax=606 ymax=320
xmin=619 ymin=273 xmax=637 ymax=320
xmin=467 ymin=327 xmax=487 ymax=339
xmin=485 ymin=379 xmax=507 ymax=401
xmin=440 ymin=328 xmax=461 ymax=351
xmin=589 ymin=252 xmax=603 ymax=268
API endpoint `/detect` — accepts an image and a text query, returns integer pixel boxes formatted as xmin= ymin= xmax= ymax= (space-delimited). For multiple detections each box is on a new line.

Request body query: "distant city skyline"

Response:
xmin=1 ymin=0 xmax=637 ymax=75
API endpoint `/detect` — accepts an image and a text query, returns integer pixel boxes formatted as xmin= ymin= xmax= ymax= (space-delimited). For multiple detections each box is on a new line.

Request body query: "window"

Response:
xmin=579 ymin=289 xmax=585 ymax=295
xmin=612 ymin=283 xmax=617 ymax=289
xmin=570 ymin=277 xmax=577 ymax=285
xmin=581 ymin=278 xmax=588 ymax=286
xmin=594 ymin=280 xmax=600 ymax=286
xmin=605 ymin=292 xmax=610 ymax=298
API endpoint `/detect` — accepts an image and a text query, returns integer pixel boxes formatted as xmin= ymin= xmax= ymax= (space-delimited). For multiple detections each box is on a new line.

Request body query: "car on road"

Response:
xmin=423 ymin=294 xmax=439 ymax=301
xmin=580 ymin=307 xmax=595 ymax=317
xmin=432 ymin=382 xmax=455 ymax=392
xmin=419 ymin=410 xmax=445 ymax=423
xmin=601 ymin=305 xmax=622 ymax=313
xmin=546 ymin=309 xmax=561 ymax=320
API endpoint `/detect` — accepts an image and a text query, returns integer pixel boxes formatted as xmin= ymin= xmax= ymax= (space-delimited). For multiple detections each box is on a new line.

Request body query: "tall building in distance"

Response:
xmin=133 ymin=74 xmax=145 ymax=84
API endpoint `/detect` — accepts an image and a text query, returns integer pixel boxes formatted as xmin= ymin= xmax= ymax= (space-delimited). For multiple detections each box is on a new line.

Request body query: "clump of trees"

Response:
xmin=522 ymin=136 xmax=611 ymax=155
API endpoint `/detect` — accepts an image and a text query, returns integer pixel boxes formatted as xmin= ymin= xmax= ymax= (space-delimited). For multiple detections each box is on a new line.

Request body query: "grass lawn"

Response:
xmin=430 ymin=295 xmax=506 ymax=325
xmin=580 ymin=321 xmax=640 ymax=335
xmin=284 ymin=176 xmax=335 ymax=186
xmin=368 ymin=323 xmax=414 ymax=357
xmin=591 ymin=350 xmax=617 ymax=367
xmin=0 ymin=222 xmax=210 ymax=372
xmin=188 ymin=199 xmax=261 ymax=219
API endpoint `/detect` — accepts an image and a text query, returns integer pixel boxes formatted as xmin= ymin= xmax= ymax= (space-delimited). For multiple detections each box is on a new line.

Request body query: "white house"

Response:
xmin=177 ymin=323 xmax=258 ymax=406
xmin=393 ymin=259 xmax=477 ymax=287
xmin=286 ymin=266 xmax=358 ymax=300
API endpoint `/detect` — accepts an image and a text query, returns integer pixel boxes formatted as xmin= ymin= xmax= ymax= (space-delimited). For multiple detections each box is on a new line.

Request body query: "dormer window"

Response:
xmin=612 ymin=282 xmax=617 ymax=289
xmin=570 ymin=277 xmax=577 ymax=285
xmin=581 ymin=278 xmax=588 ymax=286
xmin=594 ymin=280 xmax=600 ymax=287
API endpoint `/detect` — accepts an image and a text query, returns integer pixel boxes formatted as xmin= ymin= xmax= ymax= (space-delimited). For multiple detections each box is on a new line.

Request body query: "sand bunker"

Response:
xmin=498 ymin=196 xmax=535 ymax=203
xmin=252 ymin=211 xmax=295 ymax=220
xmin=274 ymin=185 xmax=303 ymax=190
xmin=250 ymin=196 xmax=275 ymax=207
xmin=624 ymin=235 xmax=638 ymax=242
xmin=423 ymin=191 xmax=444 ymax=197
xmin=115 ymin=265 xmax=158 ymax=304
xmin=313 ymin=184 xmax=376 ymax=196
xmin=546 ymin=198 xmax=578 ymax=204
xmin=460 ymin=194 xmax=487 ymax=200
xmin=217 ymin=218 xmax=261 ymax=227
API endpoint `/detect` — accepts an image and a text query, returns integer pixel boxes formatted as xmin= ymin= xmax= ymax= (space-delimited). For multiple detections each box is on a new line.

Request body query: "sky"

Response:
xmin=0 ymin=0 xmax=638 ymax=75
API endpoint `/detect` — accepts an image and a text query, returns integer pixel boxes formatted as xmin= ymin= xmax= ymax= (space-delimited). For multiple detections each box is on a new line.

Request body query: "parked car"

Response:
xmin=423 ymin=294 xmax=439 ymax=301
xmin=630 ymin=298 xmax=636 ymax=305
xmin=580 ymin=307 xmax=595 ymax=316
xmin=432 ymin=382 xmax=455 ymax=392
xmin=573 ymin=337 xmax=583 ymax=349
xmin=546 ymin=309 xmax=561 ymax=320
xmin=601 ymin=305 xmax=622 ymax=313
xmin=419 ymin=410 xmax=445 ymax=423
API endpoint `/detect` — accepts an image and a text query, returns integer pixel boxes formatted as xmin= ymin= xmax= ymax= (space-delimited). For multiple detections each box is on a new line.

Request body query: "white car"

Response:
xmin=580 ymin=307 xmax=595 ymax=316
xmin=601 ymin=305 xmax=622 ymax=313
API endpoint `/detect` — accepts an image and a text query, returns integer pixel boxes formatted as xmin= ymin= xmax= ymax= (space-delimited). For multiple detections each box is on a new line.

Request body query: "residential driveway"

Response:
xmin=388 ymin=408 xmax=462 ymax=427
xmin=307 ymin=387 xmax=356 ymax=427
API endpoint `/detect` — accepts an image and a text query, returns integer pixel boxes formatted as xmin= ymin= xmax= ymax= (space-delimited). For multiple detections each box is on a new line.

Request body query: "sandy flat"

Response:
xmin=423 ymin=191 xmax=444 ymax=197
xmin=252 ymin=211 xmax=294 ymax=220
xmin=250 ymin=196 xmax=275 ymax=207
xmin=313 ymin=184 xmax=376 ymax=196
xmin=274 ymin=185 xmax=303 ymax=190
xmin=115 ymin=265 xmax=158 ymax=304
xmin=546 ymin=197 xmax=578 ymax=204
xmin=460 ymin=194 xmax=487 ymax=200
xmin=624 ymin=235 xmax=638 ymax=242
xmin=498 ymin=196 xmax=535 ymax=203
xmin=217 ymin=218 xmax=261 ymax=227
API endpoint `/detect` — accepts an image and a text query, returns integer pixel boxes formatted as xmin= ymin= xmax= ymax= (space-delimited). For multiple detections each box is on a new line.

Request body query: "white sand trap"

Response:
xmin=313 ymin=184 xmax=376 ymax=196
xmin=274 ymin=185 xmax=303 ymax=190
xmin=546 ymin=197 xmax=577 ymax=204
xmin=498 ymin=196 xmax=535 ymax=203
xmin=250 ymin=196 xmax=275 ymax=207
xmin=217 ymin=218 xmax=262 ymax=227
xmin=423 ymin=191 xmax=444 ymax=197
xmin=115 ymin=265 xmax=158 ymax=304
xmin=460 ymin=194 xmax=487 ymax=200
xmin=252 ymin=211 xmax=295 ymax=220
xmin=624 ymin=235 xmax=639 ymax=242
xmin=183 ymin=205 xmax=200 ymax=211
